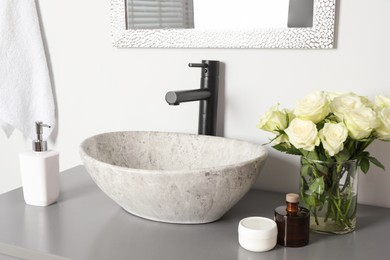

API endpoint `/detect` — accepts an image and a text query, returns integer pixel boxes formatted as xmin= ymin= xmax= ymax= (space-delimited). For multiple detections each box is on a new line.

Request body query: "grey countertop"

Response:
xmin=0 ymin=166 xmax=389 ymax=260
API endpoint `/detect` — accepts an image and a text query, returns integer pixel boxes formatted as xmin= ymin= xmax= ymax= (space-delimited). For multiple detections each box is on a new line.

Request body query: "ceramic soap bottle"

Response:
xmin=274 ymin=193 xmax=310 ymax=247
xmin=19 ymin=121 xmax=59 ymax=206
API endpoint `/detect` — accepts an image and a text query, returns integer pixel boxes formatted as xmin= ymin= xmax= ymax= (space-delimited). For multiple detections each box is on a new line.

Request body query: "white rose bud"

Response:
xmin=330 ymin=93 xmax=365 ymax=121
xmin=375 ymin=95 xmax=390 ymax=109
xmin=273 ymin=134 xmax=290 ymax=145
xmin=294 ymin=91 xmax=330 ymax=123
xmin=285 ymin=118 xmax=320 ymax=151
xmin=344 ymin=107 xmax=378 ymax=140
xmin=319 ymin=122 xmax=348 ymax=156
xmin=257 ymin=104 xmax=290 ymax=133
xmin=376 ymin=107 xmax=390 ymax=141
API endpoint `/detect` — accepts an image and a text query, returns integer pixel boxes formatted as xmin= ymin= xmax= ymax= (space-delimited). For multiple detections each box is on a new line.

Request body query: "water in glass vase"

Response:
xmin=309 ymin=194 xmax=357 ymax=234
xmin=300 ymin=157 xmax=359 ymax=235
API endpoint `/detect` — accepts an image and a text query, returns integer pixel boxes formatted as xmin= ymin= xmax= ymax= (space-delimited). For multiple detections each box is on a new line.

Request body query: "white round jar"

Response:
xmin=238 ymin=217 xmax=277 ymax=252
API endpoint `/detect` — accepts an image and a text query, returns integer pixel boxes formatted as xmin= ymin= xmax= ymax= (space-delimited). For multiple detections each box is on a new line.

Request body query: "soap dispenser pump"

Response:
xmin=19 ymin=121 xmax=59 ymax=206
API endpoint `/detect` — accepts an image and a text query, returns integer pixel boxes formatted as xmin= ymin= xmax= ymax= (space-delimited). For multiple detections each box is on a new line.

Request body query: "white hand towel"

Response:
xmin=0 ymin=0 xmax=55 ymax=140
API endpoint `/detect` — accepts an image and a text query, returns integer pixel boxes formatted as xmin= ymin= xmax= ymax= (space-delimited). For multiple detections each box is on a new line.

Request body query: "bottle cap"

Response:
xmin=286 ymin=193 xmax=300 ymax=203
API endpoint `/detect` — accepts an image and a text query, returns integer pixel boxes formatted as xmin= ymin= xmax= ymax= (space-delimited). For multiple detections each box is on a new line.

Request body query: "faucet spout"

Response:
xmin=165 ymin=89 xmax=211 ymax=106
xmin=165 ymin=60 xmax=219 ymax=136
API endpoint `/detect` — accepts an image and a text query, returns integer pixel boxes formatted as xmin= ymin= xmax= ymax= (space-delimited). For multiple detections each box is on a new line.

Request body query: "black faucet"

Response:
xmin=165 ymin=60 xmax=219 ymax=136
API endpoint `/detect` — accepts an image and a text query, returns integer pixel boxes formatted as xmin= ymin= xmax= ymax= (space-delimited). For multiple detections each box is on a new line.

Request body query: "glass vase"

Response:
xmin=300 ymin=157 xmax=359 ymax=234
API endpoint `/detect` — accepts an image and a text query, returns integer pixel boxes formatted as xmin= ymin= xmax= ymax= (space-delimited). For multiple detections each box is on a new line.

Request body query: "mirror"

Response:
xmin=125 ymin=0 xmax=314 ymax=30
xmin=111 ymin=0 xmax=336 ymax=48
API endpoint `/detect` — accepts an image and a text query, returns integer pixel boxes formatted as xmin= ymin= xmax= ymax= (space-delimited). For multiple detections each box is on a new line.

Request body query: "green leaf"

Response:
xmin=272 ymin=143 xmax=302 ymax=155
xmin=359 ymin=158 xmax=370 ymax=174
xmin=301 ymin=150 xmax=319 ymax=161
xmin=368 ymin=156 xmax=385 ymax=171
xmin=300 ymin=163 xmax=311 ymax=177
xmin=353 ymin=151 xmax=369 ymax=161
xmin=302 ymin=193 xmax=316 ymax=208
xmin=309 ymin=177 xmax=325 ymax=195
xmin=272 ymin=143 xmax=288 ymax=152
xmin=335 ymin=147 xmax=351 ymax=162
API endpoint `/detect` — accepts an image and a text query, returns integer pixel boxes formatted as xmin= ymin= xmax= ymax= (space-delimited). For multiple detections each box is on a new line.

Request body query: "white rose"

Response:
xmin=360 ymin=95 xmax=375 ymax=109
xmin=330 ymin=93 xmax=365 ymax=121
xmin=319 ymin=122 xmax=348 ymax=156
xmin=344 ymin=107 xmax=378 ymax=140
xmin=257 ymin=104 xmax=291 ymax=133
xmin=376 ymin=107 xmax=390 ymax=141
xmin=294 ymin=91 xmax=330 ymax=123
xmin=326 ymin=91 xmax=343 ymax=102
xmin=375 ymin=95 xmax=390 ymax=109
xmin=285 ymin=118 xmax=320 ymax=151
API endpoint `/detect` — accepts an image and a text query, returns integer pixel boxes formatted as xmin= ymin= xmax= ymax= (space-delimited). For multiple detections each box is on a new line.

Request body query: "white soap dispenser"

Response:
xmin=19 ymin=121 xmax=59 ymax=206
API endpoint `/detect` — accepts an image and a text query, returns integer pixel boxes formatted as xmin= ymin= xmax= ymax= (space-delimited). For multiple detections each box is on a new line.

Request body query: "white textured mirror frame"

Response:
xmin=111 ymin=0 xmax=336 ymax=49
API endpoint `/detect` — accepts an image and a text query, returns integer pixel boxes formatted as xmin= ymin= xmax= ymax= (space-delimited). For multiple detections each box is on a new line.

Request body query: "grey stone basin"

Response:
xmin=79 ymin=131 xmax=268 ymax=224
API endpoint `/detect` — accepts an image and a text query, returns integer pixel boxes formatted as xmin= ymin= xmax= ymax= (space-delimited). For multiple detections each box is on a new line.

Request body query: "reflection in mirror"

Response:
xmin=194 ymin=0 xmax=290 ymax=30
xmin=125 ymin=0 xmax=194 ymax=29
xmin=112 ymin=0 xmax=336 ymax=48
xmin=125 ymin=0 xmax=314 ymax=30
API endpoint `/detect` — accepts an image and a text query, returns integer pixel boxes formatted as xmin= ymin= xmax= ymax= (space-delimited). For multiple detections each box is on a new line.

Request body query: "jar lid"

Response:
xmin=238 ymin=217 xmax=277 ymax=239
xmin=286 ymin=193 xmax=300 ymax=203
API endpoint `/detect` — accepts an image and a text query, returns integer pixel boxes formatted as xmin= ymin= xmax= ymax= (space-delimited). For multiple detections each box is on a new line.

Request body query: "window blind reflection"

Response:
xmin=126 ymin=0 xmax=194 ymax=29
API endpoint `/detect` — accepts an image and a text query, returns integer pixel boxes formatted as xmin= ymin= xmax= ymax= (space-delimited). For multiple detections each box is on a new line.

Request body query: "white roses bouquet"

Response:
xmin=258 ymin=91 xmax=389 ymax=233
xmin=258 ymin=91 xmax=389 ymax=171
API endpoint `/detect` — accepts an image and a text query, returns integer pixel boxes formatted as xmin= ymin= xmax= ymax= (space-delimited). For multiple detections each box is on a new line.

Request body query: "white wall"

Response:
xmin=1 ymin=0 xmax=390 ymax=207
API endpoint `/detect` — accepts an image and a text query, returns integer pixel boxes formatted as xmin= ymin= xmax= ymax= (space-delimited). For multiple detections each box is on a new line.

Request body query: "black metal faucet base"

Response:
xmin=165 ymin=60 xmax=220 ymax=136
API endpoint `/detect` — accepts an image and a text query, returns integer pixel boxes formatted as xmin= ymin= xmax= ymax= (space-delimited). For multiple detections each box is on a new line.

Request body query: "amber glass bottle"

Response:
xmin=274 ymin=193 xmax=310 ymax=247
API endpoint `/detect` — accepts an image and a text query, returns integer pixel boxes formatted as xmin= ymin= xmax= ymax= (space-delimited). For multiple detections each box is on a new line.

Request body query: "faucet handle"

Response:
xmin=188 ymin=63 xmax=208 ymax=68
xmin=189 ymin=60 xmax=219 ymax=78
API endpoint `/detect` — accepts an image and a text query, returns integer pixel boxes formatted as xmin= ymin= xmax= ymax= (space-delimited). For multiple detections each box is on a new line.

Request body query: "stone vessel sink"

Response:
xmin=79 ymin=131 xmax=268 ymax=224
